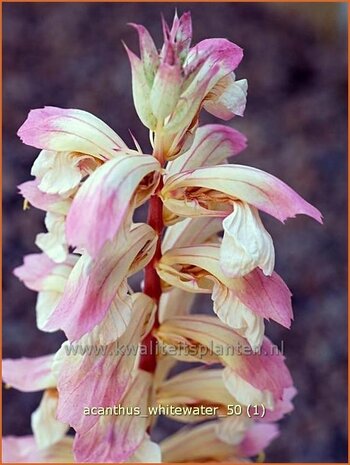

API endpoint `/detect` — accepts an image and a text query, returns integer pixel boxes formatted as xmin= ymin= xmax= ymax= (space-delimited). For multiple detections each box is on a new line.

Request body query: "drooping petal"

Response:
xmin=161 ymin=164 xmax=323 ymax=223
xmin=158 ymin=243 xmax=293 ymax=329
xmin=66 ymin=153 xmax=160 ymax=257
xmin=31 ymin=389 xmax=69 ymax=450
xmin=35 ymin=212 xmax=68 ymax=263
xmin=17 ymin=106 xmax=128 ymax=158
xmin=156 ymin=316 xmax=293 ymax=405
xmin=204 ymin=74 xmax=248 ymax=119
xmin=212 ymin=280 xmax=265 ymax=351
xmin=167 ymin=124 xmax=247 ymax=175
xmin=2 ymin=355 xmax=56 ymax=392
xmin=18 ymin=180 xmax=71 ymax=214
xmin=53 ymin=294 xmax=155 ymax=434
xmin=73 ymin=371 xmax=152 ymax=462
xmin=44 ymin=223 xmax=156 ymax=340
xmin=2 ymin=436 xmax=74 ymax=463
xmin=220 ymin=202 xmax=275 ymax=277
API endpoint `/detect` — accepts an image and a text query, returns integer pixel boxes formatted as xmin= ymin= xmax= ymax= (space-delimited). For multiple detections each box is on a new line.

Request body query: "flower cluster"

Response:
xmin=3 ymin=12 xmax=322 ymax=463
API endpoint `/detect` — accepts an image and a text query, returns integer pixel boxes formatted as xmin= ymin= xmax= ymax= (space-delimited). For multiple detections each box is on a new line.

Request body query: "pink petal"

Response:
xmin=18 ymin=180 xmax=69 ymax=213
xmin=235 ymin=269 xmax=293 ymax=328
xmin=13 ymin=254 xmax=56 ymax=291
xmin=168 ymin=124 xmax=247 ymax=174
xmin=2 ymin=355 xmax=56 ymax=392
xmin=66 ymin=154 xmax=159 ymax=257
xmin=239 ymin=423 xmax=280 ymax=457
xmin=235 ymin=337 xmax=293 ymax=402
xmin=17 ymin=106 xmax=127 ymax=158
xmin=262 ymin=386 xmax=297 ymax=422
xmin=73 ymin=371 xmax=151 ymax=462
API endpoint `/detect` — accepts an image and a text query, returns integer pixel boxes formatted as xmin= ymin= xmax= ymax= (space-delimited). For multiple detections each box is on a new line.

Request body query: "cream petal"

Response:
xmin=127 ymin=435 xmax=161 ymax=463
xmin=204 ymin=74 xmax=248 ymax=119
xmin=158 ymin=286 xmax=196 ymax=322
xmin=35 ymin=212 xmax=68 ymax=263
xmin=31 ymin=389 xmax=69 ymax=450
xmin=18 ymin=180 xmax=71 ymax=215
xmin=212 ymin=280 xmax=265 ymax=351
xmin=32 ymin=150 xmax=93 ymax=195
xmin=220 ymin=202 xmax=275 ymax=277
xmin=162 ymin=216 xmax=222 ymax=253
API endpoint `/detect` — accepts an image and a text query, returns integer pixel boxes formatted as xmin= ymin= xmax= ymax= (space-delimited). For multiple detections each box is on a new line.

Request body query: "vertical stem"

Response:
xmin=139 ymin=177 xmax=164 ymax=373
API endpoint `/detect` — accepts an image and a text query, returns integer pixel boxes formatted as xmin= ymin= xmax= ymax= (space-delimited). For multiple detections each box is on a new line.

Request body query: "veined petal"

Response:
xmin=160 ymin=420 xmax=247 ymax=462
xmin=159 ymin=243 xmax=293 ymax=328
xmin=44 ymin=223 xmax=156 ymax=340
xmin=2 ymin=355 xmax=56 ymax=392
xmin=220 ymin=202 xmax=275 ymax=277
xmin=167 ymin=124 xmax=247 ymax=175
xmin=161 ymin=164 xmax=323 ymax=224
xmin=150 ymin=62 xmax=182 ymax=121
xmin=31 ymin=389 xmax=69 ymax=450
xmin=162 ymin=217 xmax=222 ymax=253
xmin=124 ymin=45 xmax=157 ymax=130
xmin=204 ymin=74 xmax=248 ymax=119
xmin=66 ymin=154 xmax=160 ymax=257
xmin=169 ymin=11 xmax=192 ymax=62
xmin=212 ymin=280 xmax=265 ymax=351
xmin=18 ymin=180 xmax=71 ymax=215
xmin=156 ymin=367 xmax=234 ymax=422
xmin=156 ymin=316 xmax=293 ymax=404
xmin=73 ymin=370 xmax=152 ymax=462
xmin=32 ymin=150 xmax=100 ymax=195
xmin=158 ymin=286 xmax=196 ymax=322
xmin=53 ymin=293 xmax=155 ymax=434
xmin=35 ymin=212 xmax=68 ymax=263
xmin=17 ymin=106 xmax=128 ymax=158
xmin=2 ymin=436 xmax=74 ymax=463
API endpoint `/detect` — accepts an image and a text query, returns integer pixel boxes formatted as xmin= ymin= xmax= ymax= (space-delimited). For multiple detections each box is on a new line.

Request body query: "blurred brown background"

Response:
xmin=2 ymin=2 xmax=347 ymax=462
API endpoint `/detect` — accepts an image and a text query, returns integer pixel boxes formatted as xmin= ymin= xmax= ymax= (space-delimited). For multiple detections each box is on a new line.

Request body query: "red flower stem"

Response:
xmin=139 ymin=177 xmax=164 ymax=373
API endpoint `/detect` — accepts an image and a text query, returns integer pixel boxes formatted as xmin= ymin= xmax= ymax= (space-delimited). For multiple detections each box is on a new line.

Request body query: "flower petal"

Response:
xmin=31 ymin=389 xmax=69 ymax=450
xmin=220 ymin=202 xmax=275 ymax=277
xmin=18 ymin=180 xmax=70 ymax=214
xmin=212 ymin=280 xmax=265 ymax=351
xmin=44 ymin=223 xmax=156 ymax=340
xmin=66 ymin=154 xmax=160 ymax=257
xmin=35 ymin=212 xmax=68 ymax=263
xmin=73 ymin=370 xmax=152 ymax=462
xmin=167 ymin=124 xmax=247 ymax=175
xmin=17 ymin=106 xmax=128 ymax=158
xmin=2 ymin=436 xmax=74 ymax=463
xmin=204 ymin=74 xmax=248 ymax=119
xmin=13 ymin=253 xmax=57 ymax=292
xmin=162 ymin=164 xmax=323 ymax=223
xmin=238 ymin=422 xmax=279 ymax=458
xmin=53 ymin=293 xmax=155 ymax=434
xmin=2 ymin=355 xmax=56 ymax=392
